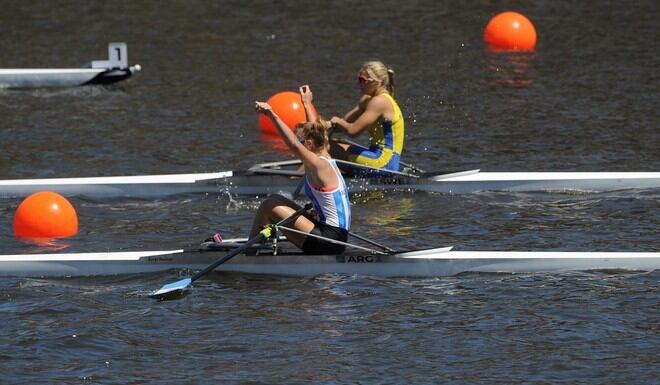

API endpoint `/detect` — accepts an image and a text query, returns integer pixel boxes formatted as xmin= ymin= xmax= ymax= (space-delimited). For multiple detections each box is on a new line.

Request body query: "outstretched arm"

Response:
xmin=255 ymin=101 xmax=326 ymax=172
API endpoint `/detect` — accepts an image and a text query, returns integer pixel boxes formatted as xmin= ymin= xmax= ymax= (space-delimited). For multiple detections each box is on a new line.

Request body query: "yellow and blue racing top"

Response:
xmin=348 ymin=93 xmax=404 ymax=171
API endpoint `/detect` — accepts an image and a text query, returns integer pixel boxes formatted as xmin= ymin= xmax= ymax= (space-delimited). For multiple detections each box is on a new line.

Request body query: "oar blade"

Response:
xmin=148 ymin=204 xmax=310 ymax=301
xmin=149 ymin=278 xmax=192 ymax=300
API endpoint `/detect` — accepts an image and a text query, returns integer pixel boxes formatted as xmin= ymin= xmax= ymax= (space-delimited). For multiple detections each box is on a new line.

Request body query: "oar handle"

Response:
xmin=327 ymin=123 xmax=338 ymax=138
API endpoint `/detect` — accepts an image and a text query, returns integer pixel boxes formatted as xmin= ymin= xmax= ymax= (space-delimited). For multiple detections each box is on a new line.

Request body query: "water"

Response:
xmin=1 ymin=1 xmax=659 ymax=383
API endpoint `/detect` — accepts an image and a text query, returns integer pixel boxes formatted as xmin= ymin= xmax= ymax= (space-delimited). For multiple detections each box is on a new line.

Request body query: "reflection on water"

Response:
xmin=485 ymin=51 xmax=537 ymax=88
xmin=9 ymin=237 xmax=72 ymax=253
xmin=260 ymin=133 xmax=294 ymax=156
xmin=355 ymin=194 xmax=415 ymax=236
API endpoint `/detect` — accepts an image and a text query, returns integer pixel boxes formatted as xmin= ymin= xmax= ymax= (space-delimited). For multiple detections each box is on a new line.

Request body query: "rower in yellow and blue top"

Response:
xmin=300 ymin=61 xmax=405 ymax=174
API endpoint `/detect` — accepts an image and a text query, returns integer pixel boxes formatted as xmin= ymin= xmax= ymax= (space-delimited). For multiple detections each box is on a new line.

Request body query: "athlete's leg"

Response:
xmin=250 ymin=194 xmax=315 ymax=248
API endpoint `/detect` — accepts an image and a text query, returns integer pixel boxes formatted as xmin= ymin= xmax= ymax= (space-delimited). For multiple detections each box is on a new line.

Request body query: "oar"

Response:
xmin=291 ymin=177 xmax=305 ymax=199
xmin=247 ymin=156 xmax=420 ymax=179
xmin=149 ymin=204 xmax=311 ymax=300
xmin=327 ymin=123 xmax=425 ymax=174
xmin=277 ymin=225 xmax=390 ymax=255
xmin=333 ymin=158 xmax=419 ymax=178
xmin=347 ymin=231 xmax=396 ymax=253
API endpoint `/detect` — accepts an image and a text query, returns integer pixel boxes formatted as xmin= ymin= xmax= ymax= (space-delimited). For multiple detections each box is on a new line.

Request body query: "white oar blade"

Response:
xmin=149 ymin=278 xmax=192 ymax=299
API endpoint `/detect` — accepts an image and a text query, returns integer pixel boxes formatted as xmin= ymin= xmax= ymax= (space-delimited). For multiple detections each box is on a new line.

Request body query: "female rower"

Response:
xmin=301 ymin=60 xmax=405 ymax=172
xmin=252 ymin=100 xmax=351 ymax=254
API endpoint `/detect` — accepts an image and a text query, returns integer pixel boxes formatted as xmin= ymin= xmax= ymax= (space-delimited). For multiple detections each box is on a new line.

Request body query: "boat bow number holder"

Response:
xmin=91 ymin=42 xmax=128 ymax=70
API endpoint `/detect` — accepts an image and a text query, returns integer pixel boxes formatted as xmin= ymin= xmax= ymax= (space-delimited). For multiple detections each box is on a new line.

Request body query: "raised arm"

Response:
xmin=299 ymin=85 xmax=318 ymax=122
xmin=255 ymin=101 xmax=326 ymax=171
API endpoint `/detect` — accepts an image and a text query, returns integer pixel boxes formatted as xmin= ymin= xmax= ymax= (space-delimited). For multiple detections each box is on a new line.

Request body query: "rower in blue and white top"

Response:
xmin=254 ymin=92 xmax=351 ymax=254
xmin=303 ymin=156 xmax=351 ymax=232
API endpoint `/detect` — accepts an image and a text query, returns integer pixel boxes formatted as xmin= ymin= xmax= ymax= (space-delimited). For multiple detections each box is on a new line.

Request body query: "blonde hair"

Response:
xmin=361 ymin=60 xmax=395 ymax=96
xmin=295 ymin=119 xmax=329 ymax=151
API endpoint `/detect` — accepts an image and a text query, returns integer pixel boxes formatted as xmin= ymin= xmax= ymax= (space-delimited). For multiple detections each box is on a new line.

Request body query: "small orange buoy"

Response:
xmin=258 ymin=91 xmax=317 ymax=138
xmin=13 ymin=191 xmax=78 ymax=239
xmin=484 ymin=11 xmax=537 ymax=52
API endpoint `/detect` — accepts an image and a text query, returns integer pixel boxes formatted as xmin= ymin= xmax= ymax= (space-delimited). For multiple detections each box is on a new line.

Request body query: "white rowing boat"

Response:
xmin=1 ymin=244 xmax=658 ymax=278
xmin=1 ymin=158 xmax=659 ymax=198
xmin=0 ymin=42 xmax=140 ymax=89
xmin=0 ymin=171 xmax=233 ymax=198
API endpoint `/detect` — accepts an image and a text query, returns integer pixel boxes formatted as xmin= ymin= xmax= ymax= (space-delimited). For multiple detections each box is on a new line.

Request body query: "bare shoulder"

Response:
xmin=303 ymin=152 xmax=329 ymax=173
xmin=305 ymin=155 xmax=336 ymax=186
xmin=357 ymin=94 xmax=372 ymax=110
xmin=367 ymin=94 xmax=392 ymax=111
xmin=317 ymin=157 xmax=339 ymax=185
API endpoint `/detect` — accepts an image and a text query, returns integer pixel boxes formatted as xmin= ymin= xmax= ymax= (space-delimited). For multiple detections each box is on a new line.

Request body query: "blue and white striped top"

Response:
xmin=303 ymin=157 xmax=351 ymax=230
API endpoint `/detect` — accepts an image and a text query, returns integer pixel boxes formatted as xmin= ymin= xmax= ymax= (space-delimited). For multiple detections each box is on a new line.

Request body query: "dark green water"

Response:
xmin=1 ymin=1 xmax=658 ymax=383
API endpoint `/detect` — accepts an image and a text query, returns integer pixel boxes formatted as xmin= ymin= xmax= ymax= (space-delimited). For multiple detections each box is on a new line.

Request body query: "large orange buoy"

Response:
xmin=258 ymin=91 xmax=317 ymax=138
xmin=484 ymin=11 xmax=537 ymax=52
xmin=13 ymin=191 xmax=78 ymax=239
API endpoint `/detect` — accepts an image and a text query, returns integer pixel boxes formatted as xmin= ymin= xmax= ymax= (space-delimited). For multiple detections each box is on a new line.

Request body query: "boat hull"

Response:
xmin=0 ymin=172 xmax=233 ymax=198
xmin=0 ymin=68 xmax=103 ymax=88
xmin=1 ymin=249 xmax=658 ymax=278
xmin=0 ymin=67 xmax=137 ymax=89
xmin=420 ymin=172 xmax=660 ymax=193
xmin=224 ymin=172 xmax=660 ymax=195
xmin=2 ymin=171 xmax=660 ymax=198
xmin=0 ymin=42 xmax=139 ymax=89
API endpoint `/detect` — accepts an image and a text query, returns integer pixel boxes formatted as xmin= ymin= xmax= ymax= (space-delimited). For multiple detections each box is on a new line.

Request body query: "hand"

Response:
xmin=299 ymin=85 xmax=313 ymax=104
xmin=320 ymin=120 xmax=332 ymax=130
xmin=329 ymin=116 xmax=344 ymax=133
xmin=323 ymin=120 xmax=335 ymax=137
xmin=255 ymin=101 xmax=273 ymax=115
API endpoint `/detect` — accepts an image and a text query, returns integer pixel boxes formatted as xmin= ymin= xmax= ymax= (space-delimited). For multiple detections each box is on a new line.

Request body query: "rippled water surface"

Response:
xmin=1 ymin=1 xmax=659 ymax=384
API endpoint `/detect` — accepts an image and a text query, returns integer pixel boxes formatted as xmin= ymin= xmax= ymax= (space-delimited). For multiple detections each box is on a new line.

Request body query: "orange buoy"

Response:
xmin=258 ymin=91 xmax=317 ymax=138
xmin=13 ymin=191 xmax=78 ymax=239
xmin=484 ymin=11 xmax=537 ymax=52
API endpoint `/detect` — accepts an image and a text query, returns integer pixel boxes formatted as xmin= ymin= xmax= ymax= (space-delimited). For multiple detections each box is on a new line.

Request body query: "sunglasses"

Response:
xmin=297 ymin=136 xmax=306 ymax=143
xmin=357 ymin=74 xmax=374 ymax=85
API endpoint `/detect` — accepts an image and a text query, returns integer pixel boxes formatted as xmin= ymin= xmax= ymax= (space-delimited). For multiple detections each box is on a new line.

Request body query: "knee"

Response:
xmin=258 ymin=194 xmax=292 ymax=211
